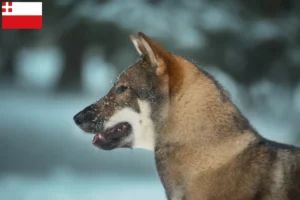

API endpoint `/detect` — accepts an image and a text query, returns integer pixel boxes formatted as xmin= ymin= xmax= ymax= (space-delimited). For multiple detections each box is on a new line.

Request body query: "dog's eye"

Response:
xmin=115 ymin=85 xmax=128 ymax=94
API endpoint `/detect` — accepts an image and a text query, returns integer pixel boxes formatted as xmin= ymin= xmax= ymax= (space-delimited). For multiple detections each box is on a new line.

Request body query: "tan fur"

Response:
xmin=153 ymin=57 xmax=256 ymax=199
xmin=75 ymin=32 xmax=300 ymax=200
xmin=132 ymin=34 xmax=300 ymax=200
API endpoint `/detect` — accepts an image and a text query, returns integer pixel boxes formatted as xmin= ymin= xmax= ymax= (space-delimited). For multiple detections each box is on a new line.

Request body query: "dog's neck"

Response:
xmin=155 ymin=57 xmax=257 ymax=167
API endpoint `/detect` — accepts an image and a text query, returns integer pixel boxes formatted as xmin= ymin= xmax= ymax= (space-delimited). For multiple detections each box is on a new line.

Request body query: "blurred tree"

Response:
xmin=0 ymin=31 xmax=19 ymax=82
xmin=240 ymin=0 xmax=293 ymax=17
xmin=0 ymin=30 xmax=36 ymax=82
xmin=0 ymin=0 xmax=299 ymax=92
xmin=57 ymin=20 xmax=88 ymax=92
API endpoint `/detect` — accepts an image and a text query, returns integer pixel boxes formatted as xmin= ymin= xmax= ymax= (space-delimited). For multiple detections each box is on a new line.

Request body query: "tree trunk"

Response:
xmin=57 ymin=24 xmax=86 ymax=92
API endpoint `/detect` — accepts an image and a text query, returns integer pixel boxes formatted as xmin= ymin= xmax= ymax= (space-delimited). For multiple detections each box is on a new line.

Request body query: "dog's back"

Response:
xmin=185 ymin=139 xmax=300 ymax=200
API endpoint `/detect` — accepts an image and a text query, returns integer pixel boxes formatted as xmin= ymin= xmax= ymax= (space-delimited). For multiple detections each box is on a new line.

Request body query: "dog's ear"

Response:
xmin=130 ymin=32 xmax=171 ymax=77
xmin=130 ymin=32 xmax=183 ymax=94
xmin=129 ymin=34 xmax=146 ymax=56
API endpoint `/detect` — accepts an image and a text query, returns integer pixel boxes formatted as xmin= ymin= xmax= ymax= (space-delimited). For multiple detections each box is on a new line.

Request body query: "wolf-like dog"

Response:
xmin=74 ymin=32 xmax=300 ymax=200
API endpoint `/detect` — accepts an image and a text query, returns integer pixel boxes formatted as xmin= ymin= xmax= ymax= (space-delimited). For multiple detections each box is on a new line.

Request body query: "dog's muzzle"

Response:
xmin=73 ymin=105 xmax=102 ymax=133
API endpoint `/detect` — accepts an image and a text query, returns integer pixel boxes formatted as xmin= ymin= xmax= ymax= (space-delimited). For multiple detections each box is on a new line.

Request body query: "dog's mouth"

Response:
xmin=92 ymin=122 xmax=132 ymax=150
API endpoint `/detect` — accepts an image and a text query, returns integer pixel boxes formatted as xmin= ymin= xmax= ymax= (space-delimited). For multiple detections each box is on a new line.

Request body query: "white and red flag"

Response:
xmin=2 ymin=2 xmax=42 ymax=29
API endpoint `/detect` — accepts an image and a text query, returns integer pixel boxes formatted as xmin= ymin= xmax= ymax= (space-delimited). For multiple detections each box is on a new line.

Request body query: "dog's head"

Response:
xmin=74 ymin=32 xmax=183 ymax=151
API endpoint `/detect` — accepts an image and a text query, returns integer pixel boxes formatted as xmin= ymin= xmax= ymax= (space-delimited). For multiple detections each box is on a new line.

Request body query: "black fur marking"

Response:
xmin=253 ymin=185 xmax=265 ymax=200
xmin=287 ymin=166 xmax=300 ymax=199
xmin=269 ymin=147 xmax=278 ymax=164
xmin=131 ymin=98 xmax=141 ymax=114
xmin=257 ymin=139 xmax=300 ymax=151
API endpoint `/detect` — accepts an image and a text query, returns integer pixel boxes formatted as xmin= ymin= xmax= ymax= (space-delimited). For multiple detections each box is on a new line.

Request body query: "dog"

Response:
xmin=74 ymin=32 xmax=300 ymax=200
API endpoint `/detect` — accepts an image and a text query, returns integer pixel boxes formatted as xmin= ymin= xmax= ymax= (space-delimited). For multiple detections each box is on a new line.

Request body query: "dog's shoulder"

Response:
xmin=247 ymin=138 xmax=300 ymax=199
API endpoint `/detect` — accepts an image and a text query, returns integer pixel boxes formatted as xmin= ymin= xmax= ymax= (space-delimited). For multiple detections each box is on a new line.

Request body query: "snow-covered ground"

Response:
xmin=0 ymin=170 xmax=165 ymax=200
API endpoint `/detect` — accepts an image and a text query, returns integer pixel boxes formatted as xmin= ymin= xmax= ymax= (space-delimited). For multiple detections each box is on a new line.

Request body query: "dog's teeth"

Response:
xmin=122 ymin=125 xmax=126 ymax=129
xmin=98 ymin=134 xmax=102 ymax=139
xmin=117 ymin=128 xmax=121 ymax=131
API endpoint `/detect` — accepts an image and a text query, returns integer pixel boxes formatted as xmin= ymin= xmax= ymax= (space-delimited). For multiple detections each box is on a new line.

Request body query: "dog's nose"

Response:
xmin=73 ymin=112 xmax=85 ymax=125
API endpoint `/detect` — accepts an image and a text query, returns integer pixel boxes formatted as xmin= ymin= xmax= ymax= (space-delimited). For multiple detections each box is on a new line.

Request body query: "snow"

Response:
xmin=82 ymin=51 xmax=117 ymax=94
xmin=250 ymin=20 xmax=282 ymax=41
xmin=288 ymin=48 xmax=300 ymax=65
xmin=0 ymin=168 xmax=165 ymax=200
xmin=200 ymin=6 xmax=242 ymax=32
xmin=13 ymin=46 xmax=117 ymax=94
xmin=77 ymin=0 xmax=206 ymax=49
xmin=294 ymin=83 xmax=300 ymax=113
xmin=15 ymin=46 xmax=63 ymax=90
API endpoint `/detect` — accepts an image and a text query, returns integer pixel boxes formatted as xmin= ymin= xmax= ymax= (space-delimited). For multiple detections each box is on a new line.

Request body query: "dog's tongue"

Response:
xmin=92 ymin=134 xmax=103 ymax=144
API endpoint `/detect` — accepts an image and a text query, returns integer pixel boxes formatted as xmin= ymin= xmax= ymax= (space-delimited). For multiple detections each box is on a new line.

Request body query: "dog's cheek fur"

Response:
xmin=104 ymin=100 xmax=156 ymax=151
xmin=97 ymin=56 xmax=169 ymax=150
xmin=133 ymin=100 xmax=156 ymax=150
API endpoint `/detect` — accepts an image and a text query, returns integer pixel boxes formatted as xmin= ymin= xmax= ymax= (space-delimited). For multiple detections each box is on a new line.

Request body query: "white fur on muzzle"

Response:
xmin=104 ymin=100 xmax=155 ymax=151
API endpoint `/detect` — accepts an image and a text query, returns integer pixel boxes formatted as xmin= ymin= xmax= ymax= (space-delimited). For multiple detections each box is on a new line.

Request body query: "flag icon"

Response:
xmin=2 ymin=2 xmax=42 ymax=29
